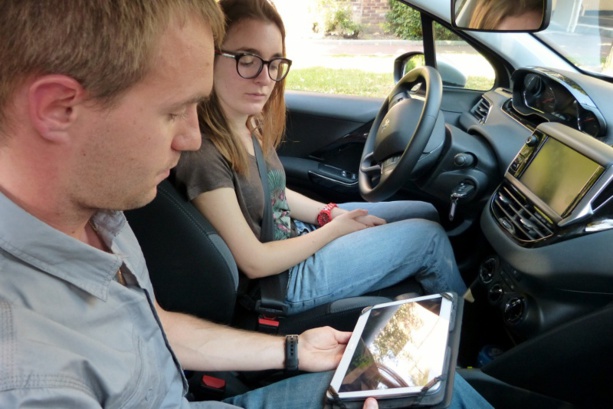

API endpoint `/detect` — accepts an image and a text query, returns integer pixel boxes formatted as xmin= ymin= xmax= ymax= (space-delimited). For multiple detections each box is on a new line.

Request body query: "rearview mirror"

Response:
xmin=451 ymin=0 xmax=551 ymax=32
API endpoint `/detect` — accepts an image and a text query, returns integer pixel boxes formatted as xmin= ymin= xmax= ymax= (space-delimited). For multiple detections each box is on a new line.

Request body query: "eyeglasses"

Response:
xmin=216 ymin=50 xmax=292 ymax=82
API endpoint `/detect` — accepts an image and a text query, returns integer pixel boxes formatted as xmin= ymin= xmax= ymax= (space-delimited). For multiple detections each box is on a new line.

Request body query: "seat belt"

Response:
xmin=252 ymin=136 xmax=289 ymax=329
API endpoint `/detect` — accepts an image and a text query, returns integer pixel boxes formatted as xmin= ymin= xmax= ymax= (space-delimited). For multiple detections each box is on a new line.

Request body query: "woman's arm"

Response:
xmin=285 ymin=188 xmax=344 ymax=224
xmin=192 ymin=187 xmax=370 ymax=278
xmin=286 ymin=188 xmax=386 ymax=227
xmin=155 ymin=300 xmax=351 ymax=372
xmin=285 ymin=188 xmax=345 ymax=224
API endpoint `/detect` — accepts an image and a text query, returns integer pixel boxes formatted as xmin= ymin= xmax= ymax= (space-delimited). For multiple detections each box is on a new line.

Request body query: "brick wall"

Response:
xmin=353 ymin=0 xmax=391 ymax=30
xmin=274 ymin=0 xmax=391 ymax=37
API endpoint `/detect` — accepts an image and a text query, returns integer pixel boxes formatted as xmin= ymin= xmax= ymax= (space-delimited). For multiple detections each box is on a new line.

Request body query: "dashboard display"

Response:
xmin=519 ymin=137 xmax=603 ymax=216
xmin=511 ymin=69 xmax=605 ymax=138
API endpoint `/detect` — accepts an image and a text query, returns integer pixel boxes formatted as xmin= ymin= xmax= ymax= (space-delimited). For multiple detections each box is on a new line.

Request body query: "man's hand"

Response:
xmin=297 ymin=326 xmax=352 ymax=372
xmin=363 ymin=398 xmax=378 ymax=409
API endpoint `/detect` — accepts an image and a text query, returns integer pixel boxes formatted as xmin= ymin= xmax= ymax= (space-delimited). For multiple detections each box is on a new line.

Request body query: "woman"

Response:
xmin=174 ymin=0 xmax=467 ymax=314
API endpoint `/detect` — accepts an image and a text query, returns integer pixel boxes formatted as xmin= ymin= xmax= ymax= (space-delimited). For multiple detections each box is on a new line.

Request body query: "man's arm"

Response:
xmin=155 ymin=301 xmax=351 ymax=372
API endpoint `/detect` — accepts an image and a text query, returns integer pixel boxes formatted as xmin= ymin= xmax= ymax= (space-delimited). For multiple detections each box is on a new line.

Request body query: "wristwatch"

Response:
xmin=284 ymin=334 xmax=299 ymax=372
xmin=317 ymin=203 xmax=338 ymax=227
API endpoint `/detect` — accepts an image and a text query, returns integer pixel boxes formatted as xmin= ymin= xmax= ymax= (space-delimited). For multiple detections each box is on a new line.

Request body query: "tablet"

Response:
xmin=328 ymin=293 xmax=458 ymax=404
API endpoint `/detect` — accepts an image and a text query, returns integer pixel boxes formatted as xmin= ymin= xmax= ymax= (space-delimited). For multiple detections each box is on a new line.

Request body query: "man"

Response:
xmin=0 ymin=1 xmax=490 ymax=408
xmin=0 ymin=0 xmax=353 ymax=407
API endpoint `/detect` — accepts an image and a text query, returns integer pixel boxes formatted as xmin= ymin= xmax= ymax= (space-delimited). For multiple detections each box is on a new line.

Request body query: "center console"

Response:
xmin=477 ymin=122 xmax=613 ymax=339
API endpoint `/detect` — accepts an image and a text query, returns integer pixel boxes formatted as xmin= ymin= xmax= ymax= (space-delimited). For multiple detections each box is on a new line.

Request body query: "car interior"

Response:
xmin=126 ymin=0 xmax=613 ymax=408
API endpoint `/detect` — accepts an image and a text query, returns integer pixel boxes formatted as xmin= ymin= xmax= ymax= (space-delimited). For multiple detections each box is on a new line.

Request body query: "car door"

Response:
xmin=279 ymin=0 xmax=499 ymax=205
xmin=280 ymin=92 xmax=380 ymax=203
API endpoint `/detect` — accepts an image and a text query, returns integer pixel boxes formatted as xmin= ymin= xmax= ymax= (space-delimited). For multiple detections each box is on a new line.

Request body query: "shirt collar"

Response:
xmin=0 ymin=192 xmax=126 ymax=300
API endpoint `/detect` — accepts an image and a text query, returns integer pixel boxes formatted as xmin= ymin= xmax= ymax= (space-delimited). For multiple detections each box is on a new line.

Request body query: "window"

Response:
xmin=434 ymin=22 xmax=495 ymax=91
xmin=284 ymin=38 xmax=397 ymax=98
xmin=279 ymin=2 xmax=494 ymax=96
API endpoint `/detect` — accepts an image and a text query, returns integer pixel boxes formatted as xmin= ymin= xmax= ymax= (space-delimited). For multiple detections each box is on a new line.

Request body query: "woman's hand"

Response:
xmin=355 ymin=213 xmax=386 ymax=227
xmin=324 ymin=209 xmax=385 ymax=239
xmin=331 ymin=206 xmax=386 ymax=228
xmin=326 ymin=209 xmax=371 ymax=237
xmin=297 ymin=326 xmax=352 ymax=372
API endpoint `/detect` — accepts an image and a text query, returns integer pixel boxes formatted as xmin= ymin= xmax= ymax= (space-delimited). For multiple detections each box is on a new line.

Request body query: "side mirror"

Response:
xmin=451 ymin=0 xmax=551 ymax=32
xmin=394 ymin=52 xmax=467 ymax=88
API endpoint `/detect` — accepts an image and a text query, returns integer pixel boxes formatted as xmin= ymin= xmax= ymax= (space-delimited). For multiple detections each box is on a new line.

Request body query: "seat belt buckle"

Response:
xmin=257 ymin=314 xmax=280 ymax=334
xmin=255 ymin=299 xmax=288 ymax=317
xmin=186 ymin=372 xmax=226 ymax=401
xmin=201 ymin=375 xmax=226 ymax=393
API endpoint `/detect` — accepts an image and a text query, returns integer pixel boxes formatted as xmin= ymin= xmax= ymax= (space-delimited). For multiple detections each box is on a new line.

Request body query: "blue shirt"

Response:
xmin=0 ymin=192 xmax=234 ymax=408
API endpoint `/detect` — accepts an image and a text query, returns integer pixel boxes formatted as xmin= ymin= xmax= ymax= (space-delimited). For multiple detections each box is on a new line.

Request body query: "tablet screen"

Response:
xmin=329 ymin=294 xmax=452 ymax=400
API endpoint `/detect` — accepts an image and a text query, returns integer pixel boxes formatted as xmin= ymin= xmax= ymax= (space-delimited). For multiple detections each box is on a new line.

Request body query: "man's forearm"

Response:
xmin=158 ymin=308 xmax=285 ymax=372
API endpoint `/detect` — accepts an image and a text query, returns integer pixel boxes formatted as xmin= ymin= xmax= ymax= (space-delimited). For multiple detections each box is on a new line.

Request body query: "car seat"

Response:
xmin=125 ymin=178 xmax=424 ymax=400
xmin=124 ymin=178 xmax=408 ymax=334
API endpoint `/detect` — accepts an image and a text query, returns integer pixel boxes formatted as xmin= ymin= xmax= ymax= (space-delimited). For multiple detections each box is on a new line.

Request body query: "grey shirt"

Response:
xmin=0 ymin=192 xmax=235 ymax=408
xmin=174 ymin=136 xmax=293 ymax=241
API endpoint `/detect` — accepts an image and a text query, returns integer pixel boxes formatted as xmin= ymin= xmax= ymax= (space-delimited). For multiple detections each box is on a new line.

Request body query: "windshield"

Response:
xmin=536 ymin=0 xmax=613 ymax=79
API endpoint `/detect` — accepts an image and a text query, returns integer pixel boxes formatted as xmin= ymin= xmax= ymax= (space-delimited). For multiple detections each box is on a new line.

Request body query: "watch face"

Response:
xmin=322 ymin=213 xmax=331 ymax=223
xmin=318 ymin=209 xmax=333 ymax=226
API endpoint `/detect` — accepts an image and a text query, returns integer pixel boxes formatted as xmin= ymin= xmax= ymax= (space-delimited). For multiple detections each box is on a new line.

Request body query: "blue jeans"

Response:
xmin=216 ymin=371 xmax=493 ymax=409
xmin=286 ymin=201 xmax=467 ymax=314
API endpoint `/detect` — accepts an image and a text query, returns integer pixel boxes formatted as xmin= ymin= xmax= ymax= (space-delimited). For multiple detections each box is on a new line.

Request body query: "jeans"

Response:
xmin=216 ymin=371 xmax=493 ymax=409
xmin=286 ymin=201 xmax=467 ymax=314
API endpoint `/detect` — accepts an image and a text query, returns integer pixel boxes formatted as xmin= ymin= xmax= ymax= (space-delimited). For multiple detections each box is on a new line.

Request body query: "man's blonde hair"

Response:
xmin=0 ymin=0 xmax=225 ymax=136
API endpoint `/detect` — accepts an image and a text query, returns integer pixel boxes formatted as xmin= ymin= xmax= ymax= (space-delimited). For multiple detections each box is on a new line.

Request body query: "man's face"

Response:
xmin=69 ymin=17 xmax=214 ymax=211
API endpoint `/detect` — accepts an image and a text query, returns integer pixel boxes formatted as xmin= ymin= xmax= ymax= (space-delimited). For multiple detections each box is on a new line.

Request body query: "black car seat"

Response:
xmin=124 ymin=179 xmax=404 ymax=334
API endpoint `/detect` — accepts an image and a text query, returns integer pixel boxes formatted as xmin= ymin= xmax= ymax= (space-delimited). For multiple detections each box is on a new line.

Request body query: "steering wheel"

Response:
xmin=359 ymin=66 xmax=443 ymax=202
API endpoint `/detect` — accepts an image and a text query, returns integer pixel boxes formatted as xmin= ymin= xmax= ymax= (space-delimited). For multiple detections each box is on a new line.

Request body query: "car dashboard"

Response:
xmin=508 ymin=67 xmax=606 ymax=138
xmin=457 ymin=66 xmax=613 ymax=342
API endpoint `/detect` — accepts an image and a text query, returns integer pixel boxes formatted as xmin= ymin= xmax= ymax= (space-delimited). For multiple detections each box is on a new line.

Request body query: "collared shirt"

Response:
xmin=0 ymin=192 xmax=231 ymax=408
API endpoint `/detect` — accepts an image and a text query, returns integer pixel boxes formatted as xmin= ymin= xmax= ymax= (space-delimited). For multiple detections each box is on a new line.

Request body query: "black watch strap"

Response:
xmin=284 ymin=334 xmax=299 ymax=372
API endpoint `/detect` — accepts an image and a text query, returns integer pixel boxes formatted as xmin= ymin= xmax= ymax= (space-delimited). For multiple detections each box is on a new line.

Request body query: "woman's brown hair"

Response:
xmin=469 ymin=0 xmax=543 ymax=30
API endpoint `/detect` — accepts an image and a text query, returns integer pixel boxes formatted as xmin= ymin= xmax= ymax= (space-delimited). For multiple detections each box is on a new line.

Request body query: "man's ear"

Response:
xmin=28 ymin=75 xmax=86 ymax=143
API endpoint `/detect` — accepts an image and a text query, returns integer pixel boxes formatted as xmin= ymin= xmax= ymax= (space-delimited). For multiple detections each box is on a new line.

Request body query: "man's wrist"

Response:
xmin=284 ymin=334 xmax=299 ymax=372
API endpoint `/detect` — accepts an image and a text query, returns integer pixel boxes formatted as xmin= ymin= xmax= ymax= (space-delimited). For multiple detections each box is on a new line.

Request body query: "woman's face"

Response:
xmin=497 ymin=9 xmax=543 ymax=30
xmin=214 ymin=18 xmax=283 ymax=130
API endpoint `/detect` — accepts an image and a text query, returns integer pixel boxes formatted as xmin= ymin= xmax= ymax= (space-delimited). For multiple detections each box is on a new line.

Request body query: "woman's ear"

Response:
xmin=28 ymin=75 xmax=86 ymax=143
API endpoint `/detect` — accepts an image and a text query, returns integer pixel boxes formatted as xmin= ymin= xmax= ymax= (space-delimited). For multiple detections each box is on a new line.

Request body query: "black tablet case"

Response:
xmin=326 ymin=292 xmax=464 ymax=409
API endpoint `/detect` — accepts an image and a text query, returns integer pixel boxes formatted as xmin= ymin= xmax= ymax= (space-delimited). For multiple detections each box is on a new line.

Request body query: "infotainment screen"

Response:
xmin=519 ymin=137 xmax=603 ymax=217
xmin=328 ymin=294 xmax=457 ymax=402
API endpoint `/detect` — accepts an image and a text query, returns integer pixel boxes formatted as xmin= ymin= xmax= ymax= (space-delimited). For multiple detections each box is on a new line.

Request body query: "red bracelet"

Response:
xmin=317 ymin=203 xmax=338 ymax=227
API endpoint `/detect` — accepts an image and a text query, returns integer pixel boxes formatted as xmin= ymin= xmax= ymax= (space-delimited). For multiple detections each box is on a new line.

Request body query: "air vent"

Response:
xmin=491 ymin=184 xmax=555 ymax=244
xmin=472 ymin=97 xmax=491 ymax=123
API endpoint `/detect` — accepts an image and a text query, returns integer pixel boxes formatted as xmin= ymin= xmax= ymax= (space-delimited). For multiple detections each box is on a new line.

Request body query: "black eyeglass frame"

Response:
xmin=215 ymin=49 xmax=292 ymax=82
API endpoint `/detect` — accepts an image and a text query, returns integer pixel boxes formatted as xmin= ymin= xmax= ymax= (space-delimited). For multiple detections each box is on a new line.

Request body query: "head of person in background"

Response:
xmin=199 ymin=0 xmax=291 ymax=166
xmin=469 ymin=0 xmax=544 ymax=30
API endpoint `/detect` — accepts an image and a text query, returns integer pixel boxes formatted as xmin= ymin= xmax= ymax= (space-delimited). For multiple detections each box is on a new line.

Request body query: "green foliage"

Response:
xmin=385 ymin=1 xmax=459 ymax=41
xmin=385 ymin=1 xmax=422 ymax=40
xmin=332 ymin=8 xmax=362 ymax=38
xmin=317 ymin=0 xmax=362 ymax=38
xmin=405 ymin=54 xmax=425 ymax=72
